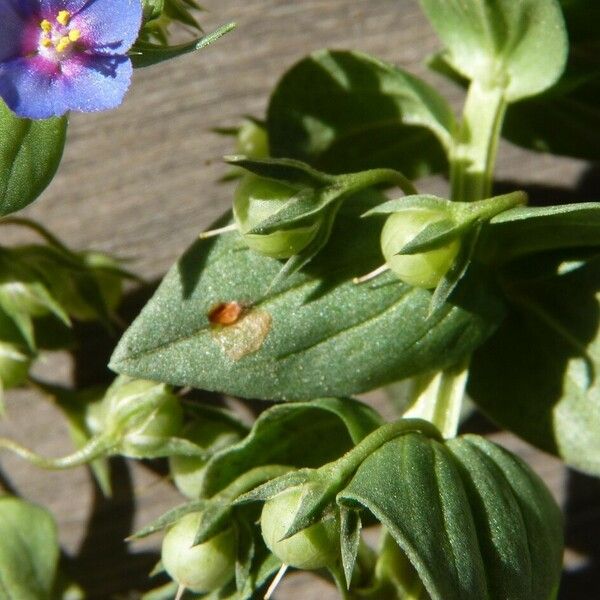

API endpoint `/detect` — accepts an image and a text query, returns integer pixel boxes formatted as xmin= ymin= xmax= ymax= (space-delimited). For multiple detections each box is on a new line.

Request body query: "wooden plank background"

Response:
xmin=1 ymin=1 xmax=599 ymax=598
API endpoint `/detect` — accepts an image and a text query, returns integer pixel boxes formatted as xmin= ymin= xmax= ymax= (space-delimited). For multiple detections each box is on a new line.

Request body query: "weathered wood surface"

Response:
xmin=0 ymin=1 xmax=598 ymax=598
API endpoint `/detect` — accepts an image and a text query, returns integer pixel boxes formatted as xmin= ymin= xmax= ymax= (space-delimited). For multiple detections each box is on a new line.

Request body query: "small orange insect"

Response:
xmin=208 ymin=301 xmax=246 ymax=326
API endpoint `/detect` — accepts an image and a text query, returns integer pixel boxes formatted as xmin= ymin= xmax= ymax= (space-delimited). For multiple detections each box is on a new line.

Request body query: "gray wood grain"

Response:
xmin=0 ymin=1 xmax=597 ymax=598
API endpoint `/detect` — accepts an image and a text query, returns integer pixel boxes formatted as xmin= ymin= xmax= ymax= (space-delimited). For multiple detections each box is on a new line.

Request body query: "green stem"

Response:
xmin=341 ymin=168 xmax=418 ymax=197
xmin=326 ymin=419 xmax=441 ymax=483
xmin=459 ymin=190 xmax=527 ymax=222
xmin=0 ymin=434 xmax=115 ymax=470
xmin=404 ymin=361 xmax=469 ymax=439
xmin=450 ymin=81 xmax=507 ymax=203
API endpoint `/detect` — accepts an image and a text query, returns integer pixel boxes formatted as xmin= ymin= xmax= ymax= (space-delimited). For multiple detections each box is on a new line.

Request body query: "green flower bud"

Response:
xmin=381 ymin=209 xmax=460 ymax=288
xmin=98 ymin=378 xmax=183 ymax=456
xmin=261 ymin=487 xmax=340 ymax=570
xmin=233 ymin=175 xmax=321 ymax=259
xmin=161 ymin=512 xmax=236 ymax=593
xmin=236 ymin=120 xmax=269 ymax=159
xmin=169 ymin=419 xmax=242 ymax=499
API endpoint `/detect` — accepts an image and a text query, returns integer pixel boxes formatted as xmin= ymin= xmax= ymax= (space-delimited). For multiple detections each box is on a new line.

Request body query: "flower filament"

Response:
xmin=39 ymin=11 xmax=81 ymax=56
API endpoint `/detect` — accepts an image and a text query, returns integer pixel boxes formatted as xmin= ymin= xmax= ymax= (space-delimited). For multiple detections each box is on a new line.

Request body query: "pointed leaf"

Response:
xmin=0 ymin=103 xmax=67 ymax=216
xmin=131 ymin=501 xmax=206 ymax=539
xmin=340 ymin=507 xmax=362 ymax=588
xmin=130 ymin=23 xmax=235 ymax=68
xmin=479 ymin=202 xmax=600 ymax=263
xmin=111 ymin=194 xmax=501 ymax=403
xmin=225 ymin=156 xmax=334 ymax=188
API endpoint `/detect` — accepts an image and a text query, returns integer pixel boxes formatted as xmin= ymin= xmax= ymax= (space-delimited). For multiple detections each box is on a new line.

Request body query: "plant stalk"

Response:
xmin=450 ymin=81 xmax=507 ymax=203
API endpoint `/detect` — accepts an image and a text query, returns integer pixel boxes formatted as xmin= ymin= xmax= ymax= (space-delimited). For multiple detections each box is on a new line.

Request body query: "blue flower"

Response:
xmin=0 ymin=0 xmax=142 ymax=119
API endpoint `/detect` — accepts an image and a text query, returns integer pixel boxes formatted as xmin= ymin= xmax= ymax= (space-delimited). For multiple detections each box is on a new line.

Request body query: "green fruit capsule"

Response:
xmin=169 ymin=419 xmax=242 ymax=499
xmin=261 ymin=487 xmax=340 ymax=570
xmin=381 ymin=209 xmax=460 ymax=289
xmin=233 ymin=175 xmax=321 ymax=259
xmin=161 ymin=512 xmax=236 ymax=593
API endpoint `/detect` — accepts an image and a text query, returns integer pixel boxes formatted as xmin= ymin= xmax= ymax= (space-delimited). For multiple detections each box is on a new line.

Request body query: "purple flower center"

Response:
xmin=37 ymin=11 xmax=82 ymax=62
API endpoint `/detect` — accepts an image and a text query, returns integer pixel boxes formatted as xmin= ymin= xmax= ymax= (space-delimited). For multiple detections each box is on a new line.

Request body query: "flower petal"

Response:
xmin=40 ymin=0 xmax=89 ymax=17
xmin=59 ymin=53 xmax=133 ymax=113
xmin=0 ymin=53 xmax=132 ymax=119
xmin=70 ymin=0 xmax=142 ymax=55
xmin=0 ymin=0 xmax=38 ymax=20
xmin=0 ymin=56 xmax=68 ymax=119
xmin=0 ymin=0 xmax=30 ymax=61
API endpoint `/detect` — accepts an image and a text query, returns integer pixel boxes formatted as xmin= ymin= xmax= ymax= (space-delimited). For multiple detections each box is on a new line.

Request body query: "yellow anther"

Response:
xmin=68 ymin=29 xmax=81 ymax=42
xmin=56 ymin=10 xmax=71 ymax=26
xmin=40 ymin=19 xmax=52 ymax=32
xmin=55 ymin=36 xmax=71 ymax=53
xmin=41 ymin=38 xmax=53 ymax=48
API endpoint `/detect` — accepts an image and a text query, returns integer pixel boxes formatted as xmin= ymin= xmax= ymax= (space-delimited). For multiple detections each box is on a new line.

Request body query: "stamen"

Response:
xmin=55 ymin=36 xmax=71 ymax=53
xmin=68 ymin=29 xmax=81 ymax=42
xmin=41 ymin=38 xmax=53 ymax=48
xmin=56 ymin=10 xmax=71 ymax=26
xmin=264 ymin=564 xmax=288 ymax=600
xmin=353 ymin=264 xmax=389 ymax=284
xmin=40 ymin=19 xmax=52 ymax=32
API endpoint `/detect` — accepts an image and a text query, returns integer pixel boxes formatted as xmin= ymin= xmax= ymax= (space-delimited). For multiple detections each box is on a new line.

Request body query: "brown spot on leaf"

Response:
xmin=211 ymin=307 xmax=272 ymax=360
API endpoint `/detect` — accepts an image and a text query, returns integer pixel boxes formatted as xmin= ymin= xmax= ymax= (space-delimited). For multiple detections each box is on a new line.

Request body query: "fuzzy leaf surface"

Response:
xmin=338 ymin=434 xmax=562 ymax=600
xmin=111 ymin=193 xmax=501 ymax=402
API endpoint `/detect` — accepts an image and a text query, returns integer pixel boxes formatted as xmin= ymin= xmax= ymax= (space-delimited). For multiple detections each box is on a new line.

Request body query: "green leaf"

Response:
xmin=130 ymin=22 xmax=236 ymax=68
xmin=419 ymin=0 xmax=568 ymax=101
xmin=480 ymin=202 xmax=600 ymax=263
xmin=198 ymin=397 xmax=383 ymax=498
xmin=338 ymin=433 xmax=562 ymax=600
xmin=0 ymin=102 xmax=67 ymax=216
xmin=131 ymin=501 xmax=206 ymax=539
xmin=267 ymin=50 xmax=455 ymax=179
xmin=225 ymin=156 xmax=334 ymax=189
xmin=111 ymin=192 xmax=501 ymax=401
xmin=0 ymin=497 xmax=60 ymax=599
xmin=469 ymin=253 xmax=600 ymax=475
xmin=340 ymin=507 xmax=362 ymax=588
xmin=502 ymin=0 xmax=600 ymax=159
